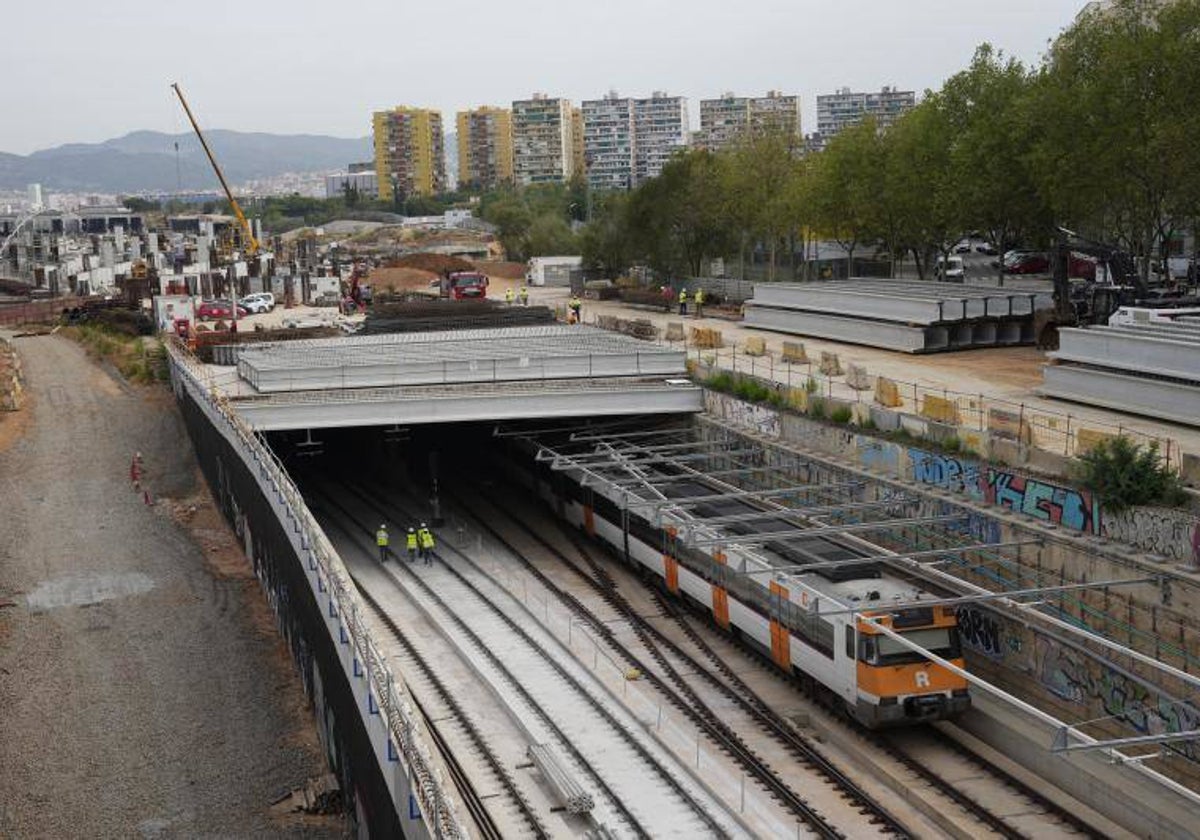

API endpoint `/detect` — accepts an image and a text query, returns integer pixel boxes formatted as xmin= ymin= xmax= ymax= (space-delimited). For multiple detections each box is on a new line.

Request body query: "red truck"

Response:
xmin=440 ymin=271 xmax=489 ymax=300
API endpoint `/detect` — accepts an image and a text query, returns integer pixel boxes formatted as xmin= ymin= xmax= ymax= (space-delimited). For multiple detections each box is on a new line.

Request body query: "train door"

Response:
xmin=839 ymin=622 xmax=858 ymax=705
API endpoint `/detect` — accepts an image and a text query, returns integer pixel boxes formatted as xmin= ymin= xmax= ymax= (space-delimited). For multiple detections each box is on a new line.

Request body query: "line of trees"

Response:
xmin=580 ymin=0 xmax=1200 ymax=285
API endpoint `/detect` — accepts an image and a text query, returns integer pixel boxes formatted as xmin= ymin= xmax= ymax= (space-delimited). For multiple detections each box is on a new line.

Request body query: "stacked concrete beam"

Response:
xmin=1043 ymin=323 xmax=1200 ymax=427
xmin=236 ymin=325 xmax=687 ymax=393
xmin=743 ymin=280 xmax=1052 ymax=353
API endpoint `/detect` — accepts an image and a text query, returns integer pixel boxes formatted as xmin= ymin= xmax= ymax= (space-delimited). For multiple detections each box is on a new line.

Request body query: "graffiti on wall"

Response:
xmin=708 ymin=392 xmax=781 ymax=438
xmin=984 ymin=469 xmax=1101 ymax=534
xmin=956 ymin=606 xmax=1007 ymax=660
xmin=1103 ymin=507 xmax=1200 ymax=566
xmin=1033 ymin=637 xmax=1200 ymax=759
xmin=907 ymin=449 xmax=985 ymax=501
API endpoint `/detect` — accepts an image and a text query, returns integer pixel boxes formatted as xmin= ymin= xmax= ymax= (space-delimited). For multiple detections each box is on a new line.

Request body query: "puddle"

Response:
xmin=26 ymin=572 xmax=155 ymax=610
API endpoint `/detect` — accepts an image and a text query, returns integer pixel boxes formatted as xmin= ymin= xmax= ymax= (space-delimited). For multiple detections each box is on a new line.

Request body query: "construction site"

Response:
xmin=4 ymin=82 xmax=1200 ymax=840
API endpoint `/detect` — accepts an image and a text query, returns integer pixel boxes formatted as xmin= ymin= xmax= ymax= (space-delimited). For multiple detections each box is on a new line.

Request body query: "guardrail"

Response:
xmin=166 ymin=340 xmax=466 ymax=840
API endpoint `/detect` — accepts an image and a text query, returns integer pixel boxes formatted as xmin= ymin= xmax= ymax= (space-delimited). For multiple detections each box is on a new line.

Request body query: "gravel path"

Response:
xmin=0 ymin=333 xmax=342 ymax=838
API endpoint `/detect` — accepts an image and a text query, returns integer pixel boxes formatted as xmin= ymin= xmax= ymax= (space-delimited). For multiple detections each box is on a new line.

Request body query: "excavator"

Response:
xmin=1034 ymin=228 xmax=1143 ymax=349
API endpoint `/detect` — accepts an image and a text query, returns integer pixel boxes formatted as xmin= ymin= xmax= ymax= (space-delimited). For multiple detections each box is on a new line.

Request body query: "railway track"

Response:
xmin=316 ymin=481 xmax=735 ymax=839
xmin=460 ymin=473 xmax=1105 ymax=839
xmin=446 ymin=481 xmax=905 ymax=839
xmin=314 ymin=512 xmax=547 ymax=840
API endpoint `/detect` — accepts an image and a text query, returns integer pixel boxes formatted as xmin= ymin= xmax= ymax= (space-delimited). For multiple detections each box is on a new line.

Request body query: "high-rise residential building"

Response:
xmin=750 ymin=91 xmax=801 ymax=140
xmin=571 ymin=108 xmax=585 ymax=180
xmin=698 ymin=93 xmax=750 ymax=151
xmin=456 ymin=106 xmax=514 ymax=190
xmin=810 ymin=86 xmax=916 ymax=151
xmin=581 ymin=93 xmax=635 ymax=191
xmin=632 ymin=93 xmax=688 ymax=184
xmin=373 ymin=106 xmax=446 ymax=200
xmin=697 ymin=90 xmax=800 ymax=151
xmin=511 ymin=94 xmax=574 ymax=185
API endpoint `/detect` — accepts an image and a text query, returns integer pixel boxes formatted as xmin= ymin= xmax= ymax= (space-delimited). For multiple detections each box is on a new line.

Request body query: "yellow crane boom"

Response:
xmin=170 ymin=82 xmax=260 ymax=257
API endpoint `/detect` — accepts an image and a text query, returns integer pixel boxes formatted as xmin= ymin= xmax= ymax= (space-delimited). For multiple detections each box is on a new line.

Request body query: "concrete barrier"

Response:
xmin=690 ymin=327 xmax=724 ymax=349
xmin=819 ymin=351 xmax=843 ymax=376
xmin=781 ymin=341 xmax=808 ymax=364
xmin=665 ymin=321 xmax=685 ymax=342
xmin=744 ymin=336 xmax=768 ymax=357
xmin=874 ymin=376 xmax=903 ymax=408
xmin=1076 ymin=427 xmax=1116 ymax=455
xmin=845 ymin=363 xmax=871 ymax=391
xmin=920 ymin=393 xmax=961 ymax=425
xmin=987 ymin=407 xmax=1033 ymax=444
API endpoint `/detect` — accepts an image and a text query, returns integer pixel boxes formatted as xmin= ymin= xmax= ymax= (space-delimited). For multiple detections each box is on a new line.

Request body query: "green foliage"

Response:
xmin=478 ymin=183 xmax=580 ymax=261
xmin=808 ymin=398 xmax=826 ymax=420
xmin=830 ymin=406 xmax=853 ymax=425
xmin=942 ymin=435 xmax=962 ymax=453
xmin=1075 ymin=437 xmax=1187 ymax=511
xmin=805 ymin=376 xmax=818 ymax=394
xmin=67 ymin=325 xmax=167 ymax=385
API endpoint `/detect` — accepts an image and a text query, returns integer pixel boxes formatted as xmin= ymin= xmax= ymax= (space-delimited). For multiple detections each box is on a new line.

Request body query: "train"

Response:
xmin=499 ymin=434 xmax=971 ymax=729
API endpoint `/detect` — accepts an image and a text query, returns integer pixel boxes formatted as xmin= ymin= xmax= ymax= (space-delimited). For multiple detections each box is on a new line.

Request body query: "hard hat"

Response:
xmin=420 ymin=522 xmax=427 ymax=528
xmin=408 ymin=526 xmax=415 ymax=532
xmin=380 ymin=523 xmax=386 ymax=529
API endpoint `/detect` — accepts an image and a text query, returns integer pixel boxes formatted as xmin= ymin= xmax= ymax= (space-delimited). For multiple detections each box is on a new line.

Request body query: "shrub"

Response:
xmin=808 ymin=398 xmax=826 ymax=420
xmin=805 ymin=376 xmax=819 ymax=394
xmin=1075 ymin=436 xmax=1187 ymax=511
xmin=830 ymin=406 xmax=853 ymax=424
xmin=942 ymin=435 xmax=962 ymax=453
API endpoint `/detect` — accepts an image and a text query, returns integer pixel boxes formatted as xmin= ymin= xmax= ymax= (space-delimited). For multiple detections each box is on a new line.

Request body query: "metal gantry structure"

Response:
xmin=512 ymin=417 xmax=1200 ymax=791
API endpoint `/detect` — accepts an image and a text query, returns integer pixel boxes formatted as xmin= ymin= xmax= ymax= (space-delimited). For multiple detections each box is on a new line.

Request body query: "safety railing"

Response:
xmin=166 ymin=340 xmax=466 ymax=840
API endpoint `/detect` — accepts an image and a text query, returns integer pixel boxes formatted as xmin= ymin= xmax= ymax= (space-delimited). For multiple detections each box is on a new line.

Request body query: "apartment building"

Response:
xmin=456 ymin=106 xmax=514 ymax=190
xmin=697 ymin=90 xmax=800 ymax=151
xmin=372 ymin=106 xmax=446 ymax=199
xmin=581 ymin=93 xmax=635 ymax=191
xmin=571 ymin=108 xmax=585 ymax=180
xmin=632 ymin=93 xmax=688 ymax=184
xmin=511 ymin=94 xmax=574 ymax=185
xmin=810 ymin=86 xmax=916 ymax=151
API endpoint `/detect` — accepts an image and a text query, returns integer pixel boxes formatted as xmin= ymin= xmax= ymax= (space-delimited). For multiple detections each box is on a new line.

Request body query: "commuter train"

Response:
xmin=501 ymin=437 xmax=971 ymax=728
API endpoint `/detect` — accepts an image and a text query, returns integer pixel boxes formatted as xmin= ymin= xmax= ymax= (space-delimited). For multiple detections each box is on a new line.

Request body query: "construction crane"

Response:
xmin=170 ymin=82 xmax=260 ymax=257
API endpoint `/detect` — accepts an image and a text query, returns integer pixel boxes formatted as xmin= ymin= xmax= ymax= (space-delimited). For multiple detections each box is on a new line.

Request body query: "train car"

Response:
xmin=501 ymin=437 xmax=970 ymax=728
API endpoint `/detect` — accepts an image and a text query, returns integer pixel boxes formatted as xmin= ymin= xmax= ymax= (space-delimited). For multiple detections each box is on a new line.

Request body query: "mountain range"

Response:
xmin=0 ymin=130 xmax=373 ymax=194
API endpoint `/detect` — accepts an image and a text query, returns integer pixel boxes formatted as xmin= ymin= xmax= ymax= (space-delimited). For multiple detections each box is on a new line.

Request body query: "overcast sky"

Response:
xmin=2 ymin=0 xmax=1085 ymax=155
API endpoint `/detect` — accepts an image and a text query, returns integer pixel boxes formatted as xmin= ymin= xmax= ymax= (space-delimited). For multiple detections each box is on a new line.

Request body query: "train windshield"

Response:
xmin=862 ymin=628 xmax=960 ymax=666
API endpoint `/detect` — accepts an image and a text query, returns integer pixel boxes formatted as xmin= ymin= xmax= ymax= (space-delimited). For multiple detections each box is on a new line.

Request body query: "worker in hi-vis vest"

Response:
xmin=505 ymin=286 xmax=515 ymax=305
xmin=694 ymin=288 xmax=705 ymax=318
xmin=406 ymin=527 xmax=418 ymax=562
xmin=678 ymin=288 xmax=689 ymax=316
xmin=417 ymin=523 xmax=436 ymax=566
xmin=376 ymin=524 xmax=390 ymax=563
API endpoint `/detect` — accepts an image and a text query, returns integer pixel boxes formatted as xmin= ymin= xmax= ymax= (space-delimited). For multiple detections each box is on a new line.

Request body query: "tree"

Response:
xmin=580 ymin=192 xmax=633 ymax=277
xmin=940 ymin=44 xmax=1049 ymax=283
xmin=1030 ymin=0 xmax=1200 ymax=284
xmin=725 ymin=130 xmax=803 ymax=280
xmin=807 ymin=120 xmax=880 ymax=277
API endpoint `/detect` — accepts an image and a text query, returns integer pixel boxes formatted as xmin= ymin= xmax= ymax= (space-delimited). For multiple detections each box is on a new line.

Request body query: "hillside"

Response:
xmin=0 ymin=130 xmax=372 ymax=193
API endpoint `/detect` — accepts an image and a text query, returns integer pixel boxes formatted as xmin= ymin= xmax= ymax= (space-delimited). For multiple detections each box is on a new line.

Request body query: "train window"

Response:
xmin=864 ymin=628 xmax=961 ymax=666
xmin=845 ymin=626 xmax=855 ymax=659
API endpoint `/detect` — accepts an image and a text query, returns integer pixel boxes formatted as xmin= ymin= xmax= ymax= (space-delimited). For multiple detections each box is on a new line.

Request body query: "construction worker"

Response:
xmin=505 ymin=286 xmax=515 ymax=306
xmin=678 ymin=287 xmax=689 ymax=316
xmin=519 ymin=285 xmax=529 ymax=306
xmin=417 ymin=522 xmax=436 ymax=566
xmin=406 ymin=527 xmax=418 ymax=563
xmin=694 ymin=288 xmax=705 ymax=318
xmin=569 ymin=295 xmax=582 ymax=324
xmin=376 ymin=524 xmax=390 ymax=563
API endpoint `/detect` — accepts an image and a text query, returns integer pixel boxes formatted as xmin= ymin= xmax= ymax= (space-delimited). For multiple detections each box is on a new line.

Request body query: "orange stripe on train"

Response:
xmin=856 ymin=660 xmax=968 ymax=697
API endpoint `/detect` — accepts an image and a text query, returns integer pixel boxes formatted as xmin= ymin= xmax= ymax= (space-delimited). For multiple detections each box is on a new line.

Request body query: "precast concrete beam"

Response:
xmin=1053 ymin=327 xmax=1200 ymax=385
xmin=229 ymin=379 xmax=704 ymax=431
xmin=1041 ymin=364 xmax=1200 ymax=427
xmin=743 ymin=304 xmax=943 ymax=353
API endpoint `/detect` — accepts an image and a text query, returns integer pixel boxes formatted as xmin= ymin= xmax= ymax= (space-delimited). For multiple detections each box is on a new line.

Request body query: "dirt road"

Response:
xmin=0 ymin=334 xmax=340 ymax=837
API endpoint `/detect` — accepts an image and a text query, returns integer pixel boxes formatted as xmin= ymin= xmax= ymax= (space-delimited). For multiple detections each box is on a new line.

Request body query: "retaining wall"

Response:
xmin=169 ymin=347 xmax=462 ymax=840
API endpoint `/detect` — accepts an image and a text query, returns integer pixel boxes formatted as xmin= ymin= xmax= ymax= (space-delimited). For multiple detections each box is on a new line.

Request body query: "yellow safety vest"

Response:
xmin=695 ymin=289 xmax=705 ymax=304
xmin=376 ymin=529 xmax=388 ymax=547
xmin=679 ymin=290 xmax=688 ymax=303
xmin=418 ymin=528 xmax=435 ymax=549
xmin=506 ymin=288 xmax=514 ymax=301
xmin=406 ymin=531 xmax=418 ymax=550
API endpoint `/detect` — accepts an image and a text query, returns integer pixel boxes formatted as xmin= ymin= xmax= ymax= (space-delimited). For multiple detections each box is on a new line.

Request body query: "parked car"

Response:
xmin=935 ymin=255 xmax=966 ymax=281
xmin=974 ymin=242 xmax=998 ymax=256
xmin=197 ymin=299 xmax=249 ymax=321
xmin=1002 ymin=253 xmax=1050 ymax=274
xmin=238 ymin=292 xmax=276 ymax=313
xmin=953 ymin=240 xmax=973 ymax=254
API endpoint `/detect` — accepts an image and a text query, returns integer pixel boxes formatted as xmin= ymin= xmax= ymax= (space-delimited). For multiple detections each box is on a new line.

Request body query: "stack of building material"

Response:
xmin=0 ymin=339 xmax=22 ymax=410
xmin=527 ymin=743 xmax=593 ymax=814
xmin=235 ymin=325 xmax=686 ymax=393
xmin=1042 ymin=319 xmax=1200 ymax=427
xmin=743 ymin=279 xmax=1053 ymax=353
xmin=362 ymin=299 xmax=555 ymax=334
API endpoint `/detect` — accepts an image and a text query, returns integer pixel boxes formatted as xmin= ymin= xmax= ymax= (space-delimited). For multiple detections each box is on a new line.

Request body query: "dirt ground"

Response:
xmin=0 ymin=332 xmax=343 ymax=838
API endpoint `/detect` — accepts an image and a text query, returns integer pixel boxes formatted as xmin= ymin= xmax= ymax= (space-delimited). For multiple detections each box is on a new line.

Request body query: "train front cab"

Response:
xmin=850 ymin=607 xmax=971 ymax=727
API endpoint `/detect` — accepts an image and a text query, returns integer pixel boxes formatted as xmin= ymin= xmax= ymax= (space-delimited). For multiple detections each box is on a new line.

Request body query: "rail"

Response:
xmin=164 ymin=339 xmax=467 ymax=840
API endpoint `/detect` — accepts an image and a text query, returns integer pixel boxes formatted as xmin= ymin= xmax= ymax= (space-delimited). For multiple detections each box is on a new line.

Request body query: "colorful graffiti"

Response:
xmin=1033 ymin=637 xmax=1200 ymax=759
xmin=985 ymin=470 xmax=1100 ymax=534
xmin=908 ymin=449 xmax=985 ymax=501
